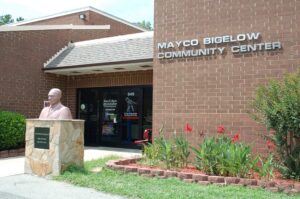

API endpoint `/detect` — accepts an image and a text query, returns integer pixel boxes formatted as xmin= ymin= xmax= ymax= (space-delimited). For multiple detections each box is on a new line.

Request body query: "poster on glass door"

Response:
xmin=102 ymin=99 xmax=117 ymax=135
xmin=123 ymin=92 xmax=139 ymax=120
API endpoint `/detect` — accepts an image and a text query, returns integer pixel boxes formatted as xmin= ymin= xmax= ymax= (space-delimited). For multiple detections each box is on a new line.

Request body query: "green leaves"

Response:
xmin=142 ymin=128 xmax=191 ymax=169
xmin=136 ymin=20 xmax=153 ymax=31
xmin=0 ymin=14 xmax=14 ymax=25
xmin=251 ymin=70 xmax=300 ymax=179
xmin=0 ymin=111 xmax=26 ymax=150
xmin=0 ymin=14 xmax=24 ymax=25
xmin=193 ymin=135 xmax=258 ymax=178
xmin=259 ymin=154 xmax=274 ymax=180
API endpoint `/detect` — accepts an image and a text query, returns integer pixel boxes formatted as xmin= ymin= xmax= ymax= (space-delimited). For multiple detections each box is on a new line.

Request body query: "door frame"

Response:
xmin=76 ymin=85 xmax=152 ymax=148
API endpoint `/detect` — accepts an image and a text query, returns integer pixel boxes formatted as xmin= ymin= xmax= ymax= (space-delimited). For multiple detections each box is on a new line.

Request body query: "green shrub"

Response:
xmin=258 ymin=154 xmax=274 ymax=180
xmin=0 ymin=111 xmax=26 ymax=150
xmin=192 ymin=128 xmax=258 ymax=178
xmin=143 ymin=141 xmax=162 ymax=166
xmin=250 ymin=70 xmax=300 ymax=180
xmin=142 ymin=125 xmax=191 ymax=169
xmin=174 ymin=133 xmax=190 ymax=167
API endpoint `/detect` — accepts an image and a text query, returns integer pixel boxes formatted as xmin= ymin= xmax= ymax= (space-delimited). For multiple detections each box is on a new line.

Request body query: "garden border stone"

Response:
xmin=178 ymin=172 xmax=193 ymax=180
xmin=165 ymin=170 xmax=177 ymax=178
xmin=239 ymin=178 xmax=258 ymax=186
xmin=224 ymin=177 xmax=240 ymax=184
xmin=193 ymin=174 xmax=208 ymax=182
xmin=208 ymin=176 xmax=225 ymax=183
xmin=105 ymin=157 xmax=300 ymax=194
xmin=0 ymin=148 xmax=25 ymax=159
xmin=138 ymin=168 xmax=151 ymax=175
xmin=150 ymin=169 xmax=164 ymax=177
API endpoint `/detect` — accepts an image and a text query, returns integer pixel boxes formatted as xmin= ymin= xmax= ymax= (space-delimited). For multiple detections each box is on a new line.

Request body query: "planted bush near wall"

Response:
xmin=251 ymin=70 xmax=300 ymax=180
xmin=142 ymin=124 xmax=275 ymax=180
xmin=193 ymin=133 xmax=258 ymax=178
xmin=143 ymin=124 xmax=192 ymax=169
xmin=0 ymin=111 xmax=26 ymax=151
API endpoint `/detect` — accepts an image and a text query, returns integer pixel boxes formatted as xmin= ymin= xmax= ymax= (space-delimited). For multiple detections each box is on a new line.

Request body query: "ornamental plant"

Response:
xmin=142 ymin=124 xmax=191 ymax=169
xmin=0 ymin=111 xmax=26 ymax=150
xmin=250 ymin=70 xmax=300 ymax=180
xmin=192 ymin=127 xmax=258 ymax=178
xmin=258 ymin=154 xmax=274 ymax=180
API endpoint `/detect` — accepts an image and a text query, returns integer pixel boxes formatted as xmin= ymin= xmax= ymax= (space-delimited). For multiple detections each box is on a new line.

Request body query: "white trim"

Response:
xmin=88 ymin=7 xmax=147 ymax=32
xmin=8 ymin=6 xmax=147 ymax=32
xmin=0 ymin=25 xmax=110 ymax=32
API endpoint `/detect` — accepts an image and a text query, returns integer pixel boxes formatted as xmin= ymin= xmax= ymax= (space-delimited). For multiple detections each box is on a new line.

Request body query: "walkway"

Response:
xmin=0 ymin=147 xmax=141 ymax=199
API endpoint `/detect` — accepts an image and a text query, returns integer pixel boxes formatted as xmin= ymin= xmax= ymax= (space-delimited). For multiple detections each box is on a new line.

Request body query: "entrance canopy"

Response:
xmin=43 ymin=31 xmax=153 ymax=75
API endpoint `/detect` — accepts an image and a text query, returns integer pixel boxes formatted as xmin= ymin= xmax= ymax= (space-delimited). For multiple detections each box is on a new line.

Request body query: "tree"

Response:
xmin=250 ymin=70 xmax=300 ymax=180
xmin=0 ymin=14 xmax=14 ymax=25
xmin=16 ymin=17 xmax=24 ymax=22
xmin=0 ymin=14 xmax=24 ymax=25
xmin=137 ymin=20 xmax=153 ymax=31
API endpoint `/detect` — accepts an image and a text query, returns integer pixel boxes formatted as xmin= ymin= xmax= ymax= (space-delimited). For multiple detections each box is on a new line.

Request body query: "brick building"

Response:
xmin=1 ymin=1 xmax=299 ymax=152
xmin=153 ymin=0 xmax=300 ymax=154
xmin=0 ymin=7 xmax=152 ymax=148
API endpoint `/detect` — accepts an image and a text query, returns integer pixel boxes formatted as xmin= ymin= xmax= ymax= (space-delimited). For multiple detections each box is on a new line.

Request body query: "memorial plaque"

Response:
xmin=34 ymin=127 xmax=50 ymax=149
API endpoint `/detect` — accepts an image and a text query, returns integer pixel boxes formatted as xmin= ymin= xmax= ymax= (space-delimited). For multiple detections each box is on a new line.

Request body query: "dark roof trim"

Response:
xmin=43 ymin=58 xmax=153 ymax=71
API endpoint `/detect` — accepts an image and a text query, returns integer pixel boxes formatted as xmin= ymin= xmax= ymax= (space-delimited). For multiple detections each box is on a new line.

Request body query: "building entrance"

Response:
xmin=77 ymin=86 xmax=152 ymax=148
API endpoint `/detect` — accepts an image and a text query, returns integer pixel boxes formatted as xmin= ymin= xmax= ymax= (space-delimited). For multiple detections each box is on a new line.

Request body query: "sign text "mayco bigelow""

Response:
xmin=157 ymin=32 xmax=281 ymax=59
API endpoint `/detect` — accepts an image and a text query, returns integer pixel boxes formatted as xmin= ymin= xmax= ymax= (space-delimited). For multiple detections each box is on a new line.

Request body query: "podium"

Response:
xmin=25 ymin=119 xmax=84 ymax=176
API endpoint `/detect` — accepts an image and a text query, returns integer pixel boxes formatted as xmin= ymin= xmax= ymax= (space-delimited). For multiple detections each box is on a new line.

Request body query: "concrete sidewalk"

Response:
xmin=0 ymin=147 xmax=141 ymax=199
xmin=0 ymin=146 xmax=141 ymax=177
xmin=0 ymin=174 xmax=125 ymax=199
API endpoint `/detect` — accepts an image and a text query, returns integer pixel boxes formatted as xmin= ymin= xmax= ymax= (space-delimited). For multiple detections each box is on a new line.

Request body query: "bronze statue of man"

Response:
xmin=39 ymin=88 xmax=72 ymax=119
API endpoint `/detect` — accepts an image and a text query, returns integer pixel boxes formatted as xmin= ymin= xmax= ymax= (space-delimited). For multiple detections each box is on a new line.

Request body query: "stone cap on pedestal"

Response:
xmin=27 ymin=119 xmax=84 ymax=122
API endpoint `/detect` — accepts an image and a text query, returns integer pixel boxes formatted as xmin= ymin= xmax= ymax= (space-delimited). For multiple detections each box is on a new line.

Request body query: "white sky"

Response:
xmin=0 ymin=0 xmax=154 ymax=24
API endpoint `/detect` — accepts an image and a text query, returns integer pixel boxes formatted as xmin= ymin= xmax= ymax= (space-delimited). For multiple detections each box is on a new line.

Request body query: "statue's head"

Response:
xmin=48 ymin=88 xmax=62 ymax=106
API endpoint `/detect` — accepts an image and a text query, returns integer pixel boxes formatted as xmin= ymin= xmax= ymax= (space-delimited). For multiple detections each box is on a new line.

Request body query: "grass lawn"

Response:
xmin=54 ymin=156 xmax=300 ymax=199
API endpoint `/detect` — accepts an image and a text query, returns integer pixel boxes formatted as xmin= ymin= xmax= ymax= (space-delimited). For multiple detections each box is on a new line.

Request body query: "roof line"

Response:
xmin=43 ymin=59 xmax=153 ymax=71
xmin=0 ymin=25 xmax=110 ymax=32
xmin=89 ymin=7 xmax=147 ymax=32
xmin=44 ymin=43 xmax=73 ymax=67
xmin=8 ymin=6 xmax=147 ymax=32
xmin=74 ymin=31 xmax=153 ymax=46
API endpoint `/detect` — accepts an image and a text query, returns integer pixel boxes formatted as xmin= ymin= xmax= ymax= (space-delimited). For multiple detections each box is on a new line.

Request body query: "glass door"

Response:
xmin=100 ymin=89 xmax=121 ymax=144
xmin=120 ymin=88 xmax=143 ymax=143
xmin=78 ymin=89 xmax=99 ymax=146
xmin=78 ymin=86 xmax=152 ymax=148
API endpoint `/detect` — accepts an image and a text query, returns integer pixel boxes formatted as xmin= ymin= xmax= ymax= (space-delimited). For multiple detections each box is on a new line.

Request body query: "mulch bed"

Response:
xmin=106 ymin=157 xmax=300 ymax=195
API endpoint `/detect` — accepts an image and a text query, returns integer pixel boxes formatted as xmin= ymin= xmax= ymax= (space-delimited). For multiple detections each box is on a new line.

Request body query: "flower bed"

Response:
xmin=106 ymin=157 xmax=300 ymax=195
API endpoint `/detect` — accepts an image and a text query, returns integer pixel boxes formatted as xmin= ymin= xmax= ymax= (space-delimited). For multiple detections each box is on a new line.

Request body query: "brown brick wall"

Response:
xmin=25 ymin=10 xmax=142 ymax=35
xmin=153 ymin=0 xmax=300 ymax=154
xmin=0 ymin=9 xmax=143 ymax=119
xmin=0 ymin=29 xmax=102 ymax=117
xmin=65 ymin=70 xmax=153 ymax=117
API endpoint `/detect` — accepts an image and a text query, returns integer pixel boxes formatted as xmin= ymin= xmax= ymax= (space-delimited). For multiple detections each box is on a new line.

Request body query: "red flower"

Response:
xmin=266 ymin=140 xmax=275 ymax=149
xmin=217 ymin=126 xmax=225 ymax=134
xmin=184 ymin=123 xmax=192 ymax=133
xmin=232 ymin=134 xmax=239 ymax=143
